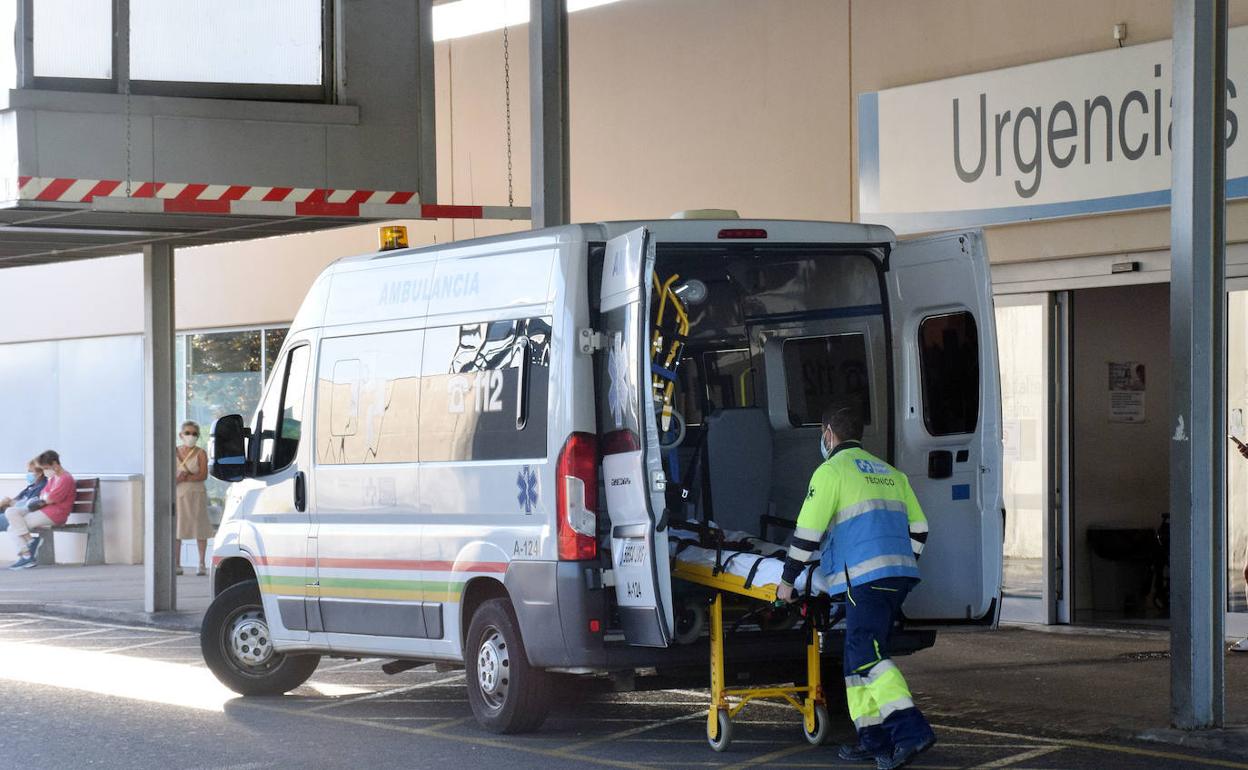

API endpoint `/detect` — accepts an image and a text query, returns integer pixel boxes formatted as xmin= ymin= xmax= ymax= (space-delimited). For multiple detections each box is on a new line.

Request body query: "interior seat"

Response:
xmin=704 ymin=407 xmax=774 ymax=536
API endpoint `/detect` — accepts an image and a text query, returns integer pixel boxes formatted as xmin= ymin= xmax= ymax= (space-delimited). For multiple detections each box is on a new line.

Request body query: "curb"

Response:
xmin=1135 ymin=726 xmax=1248 ymax=757
xmin=0 ymin=601 xmax=202 ymax=633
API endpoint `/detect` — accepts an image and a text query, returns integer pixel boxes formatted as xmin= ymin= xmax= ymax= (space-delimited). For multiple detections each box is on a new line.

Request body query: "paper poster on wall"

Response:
xmin=1108 ymin=361 xmax=1146 ymax=423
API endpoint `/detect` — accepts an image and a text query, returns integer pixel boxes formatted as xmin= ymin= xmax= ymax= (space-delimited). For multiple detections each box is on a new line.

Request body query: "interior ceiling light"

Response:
xmin=433 ymin=0 xmax=627 ymax=42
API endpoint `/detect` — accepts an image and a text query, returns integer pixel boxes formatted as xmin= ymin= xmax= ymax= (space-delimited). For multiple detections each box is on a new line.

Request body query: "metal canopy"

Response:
xmin=0 ymin=203 xmax=373 ymax=268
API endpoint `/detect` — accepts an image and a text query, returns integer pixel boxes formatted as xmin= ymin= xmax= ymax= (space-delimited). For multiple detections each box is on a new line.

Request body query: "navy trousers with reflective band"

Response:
xmin=843 ymin=576 xmax=934 ymax=753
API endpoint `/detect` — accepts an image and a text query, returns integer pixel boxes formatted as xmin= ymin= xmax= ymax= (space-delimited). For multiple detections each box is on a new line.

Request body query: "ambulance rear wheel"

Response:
xmin=201 ymin=579 xmax=320 ymax=696
xmin=708 ymin=710 xmax=733 ymax=752
xmin=465 ymin=598 xmax=552 ymax=734
xmin=803 ymin=703 xmax=830 ymax=745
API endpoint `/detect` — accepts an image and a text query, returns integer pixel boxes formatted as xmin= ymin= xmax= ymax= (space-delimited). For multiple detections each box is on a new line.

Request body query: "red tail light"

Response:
xmin=557 ymin=432 xmax=599 ymax=560
xmin=717 ymin=228 xmax=767 ymax=239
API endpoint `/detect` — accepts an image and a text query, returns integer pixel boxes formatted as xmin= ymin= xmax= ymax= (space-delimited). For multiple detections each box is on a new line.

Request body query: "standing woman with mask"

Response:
xmin=175 ymin=421 xmax=211 ymax=576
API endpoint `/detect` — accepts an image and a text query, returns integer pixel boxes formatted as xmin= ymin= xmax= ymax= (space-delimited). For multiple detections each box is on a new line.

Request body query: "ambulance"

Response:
xmin=200 ymin=216 xmax=1003 ymax=733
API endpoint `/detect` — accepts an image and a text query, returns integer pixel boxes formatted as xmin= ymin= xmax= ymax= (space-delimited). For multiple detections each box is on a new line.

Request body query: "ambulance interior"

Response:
xmin=647 ymin=245 xmax=890 ymax=570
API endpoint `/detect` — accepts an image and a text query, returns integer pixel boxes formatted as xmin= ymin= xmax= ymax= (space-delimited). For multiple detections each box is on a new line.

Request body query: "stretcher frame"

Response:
xmin=672 ymin=561 xmax=830 ymax=752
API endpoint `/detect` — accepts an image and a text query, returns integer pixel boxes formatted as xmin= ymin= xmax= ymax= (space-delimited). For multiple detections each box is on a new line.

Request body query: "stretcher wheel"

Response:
xmin=803 ymin=703 xmax=830 ymax=745
xmin=707 ymin=710 xmax=733 ymax=752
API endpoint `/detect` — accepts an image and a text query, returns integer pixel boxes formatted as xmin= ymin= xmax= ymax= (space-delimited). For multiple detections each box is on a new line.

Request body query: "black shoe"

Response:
xmin=838 ymin=743 xmax=877 ymax=762
xmin=875 ymin=736 xmax=936 ymax=770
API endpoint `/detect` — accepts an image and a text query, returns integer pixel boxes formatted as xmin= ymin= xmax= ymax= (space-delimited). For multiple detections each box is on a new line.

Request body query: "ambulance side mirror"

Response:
xmin=210 ymin=414 xmax=251 ymax=482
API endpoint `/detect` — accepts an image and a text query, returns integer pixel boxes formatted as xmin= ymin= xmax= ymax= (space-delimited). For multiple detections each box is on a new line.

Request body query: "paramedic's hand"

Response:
xmin=776 ymin=582 xmax=795 ymax=604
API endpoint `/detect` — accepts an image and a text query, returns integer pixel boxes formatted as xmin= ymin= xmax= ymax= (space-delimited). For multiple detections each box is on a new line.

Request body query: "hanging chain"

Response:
xmin=503 ymin=13 xmax=514 ymax=207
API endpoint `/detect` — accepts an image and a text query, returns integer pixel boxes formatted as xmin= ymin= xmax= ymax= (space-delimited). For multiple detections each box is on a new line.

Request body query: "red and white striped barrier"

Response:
xmin=6 ymin=177 xmax=530 ymax=221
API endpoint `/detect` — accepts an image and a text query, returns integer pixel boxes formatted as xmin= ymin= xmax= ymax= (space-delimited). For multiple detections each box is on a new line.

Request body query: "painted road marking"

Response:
xmin=555 ymin=711 xmax=704 ymax=753
xmin=934 ymin=723 xmax=1248 ymax=770
xmin=308 ymin=673 xmax=465 ymax=712
xmin=721 ymin=743 xmax=815 ymax=770
xmin=237 ymin=700 xmax=653 ymax=770
xmin=970 ymin=746 xmax=1066 ymax=768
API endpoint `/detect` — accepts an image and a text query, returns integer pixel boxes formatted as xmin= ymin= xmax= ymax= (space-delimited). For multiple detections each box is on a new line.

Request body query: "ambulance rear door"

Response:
xmin=886 ymin=230 xmax=1003 ymax=623
xmin=597 ymin=227 xmax=674 ymax=647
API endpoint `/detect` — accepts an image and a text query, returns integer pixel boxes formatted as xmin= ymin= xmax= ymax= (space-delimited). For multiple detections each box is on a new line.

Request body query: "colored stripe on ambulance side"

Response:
xmin=258 ymin=574 xmax=468 ymax=603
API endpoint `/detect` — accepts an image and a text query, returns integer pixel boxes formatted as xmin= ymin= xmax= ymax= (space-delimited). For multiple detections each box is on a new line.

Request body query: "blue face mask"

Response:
xmin=25 ymin=472 xmax=36 ymax=484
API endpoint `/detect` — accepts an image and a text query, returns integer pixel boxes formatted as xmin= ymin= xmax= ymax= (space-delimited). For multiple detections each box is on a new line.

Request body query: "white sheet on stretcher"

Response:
xmin=667 ymin=526 xmax=836 ymax=596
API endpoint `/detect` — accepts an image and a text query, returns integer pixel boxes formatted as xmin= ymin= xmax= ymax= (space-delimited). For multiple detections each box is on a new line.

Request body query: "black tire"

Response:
xmin=201 ymin=579 xmax=320 ymax=696
xmin=464 ymin=598 xmax=552 ymax=733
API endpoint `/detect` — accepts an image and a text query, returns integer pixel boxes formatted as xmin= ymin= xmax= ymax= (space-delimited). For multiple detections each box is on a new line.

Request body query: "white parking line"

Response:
xmin=100 ymin=636 xmax=197 ymax=654
xmin=23 ymin=628 xmax=113 ymax=643
xmin=308 ymin=673 xmax=466 ymax=712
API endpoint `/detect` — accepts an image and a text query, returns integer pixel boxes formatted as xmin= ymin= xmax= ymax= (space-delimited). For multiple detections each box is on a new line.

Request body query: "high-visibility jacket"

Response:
xmin=781 ymin=441 xmax=928 ymax=594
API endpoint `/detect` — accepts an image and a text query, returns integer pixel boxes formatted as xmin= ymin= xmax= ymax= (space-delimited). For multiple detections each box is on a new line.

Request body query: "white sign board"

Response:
xmin=859 ymin=27 xmax=1248 ymax=233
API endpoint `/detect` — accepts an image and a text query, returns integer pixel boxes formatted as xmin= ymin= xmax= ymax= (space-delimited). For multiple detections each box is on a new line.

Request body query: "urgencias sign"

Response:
xmin=858 ymin=27 xmax=1247 ymax=233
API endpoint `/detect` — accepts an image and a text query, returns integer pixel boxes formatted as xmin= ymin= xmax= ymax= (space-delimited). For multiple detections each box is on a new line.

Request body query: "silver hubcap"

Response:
xmin=476 ymin=627 xmax=509 ymax=710
xmin=227 ymin=609 xmax=275 ymax=669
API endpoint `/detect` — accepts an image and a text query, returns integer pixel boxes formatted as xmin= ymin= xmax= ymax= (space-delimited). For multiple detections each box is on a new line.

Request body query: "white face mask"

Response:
xmin=819 ymin=429 xmax=831 ymax=461
xmin=182 ymin=435 xmax=198 ymax=447
xmin=42 ymin=466 xmax=55 ymax=478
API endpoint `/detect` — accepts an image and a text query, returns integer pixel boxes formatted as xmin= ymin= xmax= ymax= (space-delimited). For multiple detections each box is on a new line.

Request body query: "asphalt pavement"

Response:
xmin=2 ymin=613 xmax=1246 ymax=770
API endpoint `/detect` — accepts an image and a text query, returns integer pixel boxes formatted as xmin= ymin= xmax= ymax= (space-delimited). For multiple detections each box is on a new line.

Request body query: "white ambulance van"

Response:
xmin=200 ymin=218 xmax=1003 ymax=733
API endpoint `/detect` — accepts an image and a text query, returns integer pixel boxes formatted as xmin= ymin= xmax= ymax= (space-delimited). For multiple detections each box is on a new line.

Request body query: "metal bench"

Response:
xmin=35 ymin=478 xmax=103 ymax=566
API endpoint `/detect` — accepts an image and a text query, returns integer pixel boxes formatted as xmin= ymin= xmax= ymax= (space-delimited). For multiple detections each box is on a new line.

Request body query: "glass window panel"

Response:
xmin=131 ymin=0 xmax=323 ymax=85
xmin=265 ymin=328 xmax=290 ymax=378
xmin=34 ymin=0 xmax=113 ymax=79
xmin=918 ymin=312 xmax=980 ymax=436
xmin=316 ymin=331 xmax=423 ymax=465
xmin=186 ymin=330 xmax=262 ymax=524
xmin=783 ymin=334 xmax=871 ymax=427
xmin=421 ymin=318 xmax=550 ymax=462
xmin=1229 ymin=291 xmax=1248 ymax=615
xmin=256 ymin=346 xmax=309 ymax=472
xmin=996 ymin=301 xmax=1048 ymax=617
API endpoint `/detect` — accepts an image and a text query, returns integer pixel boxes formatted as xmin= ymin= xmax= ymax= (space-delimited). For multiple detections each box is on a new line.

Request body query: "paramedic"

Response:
xmin=776 ymin=400 xmax=935 ymax=770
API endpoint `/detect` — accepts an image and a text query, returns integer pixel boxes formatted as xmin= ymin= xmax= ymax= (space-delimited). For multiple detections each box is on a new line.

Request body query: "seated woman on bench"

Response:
xmin=6 ymin=450 xmax=75 ymax=570
xmin=0 ymin=457 xmax=46 ymax=519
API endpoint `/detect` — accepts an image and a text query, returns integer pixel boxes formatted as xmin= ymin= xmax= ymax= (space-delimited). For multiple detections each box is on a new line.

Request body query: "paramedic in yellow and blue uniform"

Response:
xmin=776 ymin=400 xmax=935 ymax=770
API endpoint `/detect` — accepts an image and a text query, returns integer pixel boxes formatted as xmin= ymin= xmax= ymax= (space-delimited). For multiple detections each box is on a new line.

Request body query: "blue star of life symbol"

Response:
xmin=607 ymin=335 xmax=629 ymax=429
xmin=517 ymin=465 xmax=539 ymax=514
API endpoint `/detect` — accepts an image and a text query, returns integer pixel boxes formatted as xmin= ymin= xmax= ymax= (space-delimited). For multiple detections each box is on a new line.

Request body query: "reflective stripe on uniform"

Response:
xmin=827 ymin=553 xmax=919 ymax=591
xmin=911 ymin=537 xmax=926 ymax=555
xmin=836 ymin=498 xmax=908 ymax=526
xmin=788 ymin=546 xmax=815 ymax=562
xmin=844 ymin=659 xmax=916 ymax=729
xmin=848 ymin=554 xmax=917 ymax=581
xmin=794 ymin=526 xmax=824 ymax=542
xmin=909 ymin=519 xmax=929 ymax=534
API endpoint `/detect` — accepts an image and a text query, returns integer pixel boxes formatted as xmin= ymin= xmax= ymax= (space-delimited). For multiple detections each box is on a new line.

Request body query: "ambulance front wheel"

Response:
xmin=200 ymin=579 xmax=320 ymax=696
xmin=465 ymin=598 xmax=553 ymax=734
xmin=708 ymin=710 xmax=733 ymax=752
xmin=803 ymin=703 xmax=830 ymax=745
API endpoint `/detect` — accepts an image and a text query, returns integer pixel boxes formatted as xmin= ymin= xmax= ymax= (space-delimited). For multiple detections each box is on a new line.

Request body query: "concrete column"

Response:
xmin=417 ymin=0 xmax=437 ymax=205
xmin=1169 ymin=0 xmax=1228 ymax=730
xmin=529 ymin=0 xmax=570 ymax=227
xmin=143 ymin=244 xmax=176 ymax=613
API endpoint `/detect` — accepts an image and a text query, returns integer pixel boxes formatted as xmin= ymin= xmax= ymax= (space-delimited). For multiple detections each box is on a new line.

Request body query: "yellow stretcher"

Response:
xmin=672 ymin=560 xmax=831 ymax=752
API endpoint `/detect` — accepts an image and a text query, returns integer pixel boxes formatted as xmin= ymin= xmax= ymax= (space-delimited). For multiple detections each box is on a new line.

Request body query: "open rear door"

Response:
xmin=886 ymin=230 xmax=1003 ymax=623
xmin=597 ymin=227 xmax=674 ymax=647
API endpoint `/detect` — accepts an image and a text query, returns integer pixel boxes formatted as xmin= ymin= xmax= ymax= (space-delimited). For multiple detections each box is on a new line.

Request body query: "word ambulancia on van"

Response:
xmin=200 ymin=215 xmax=1003 ymax=733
